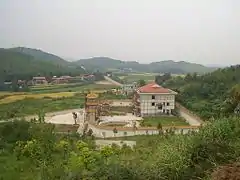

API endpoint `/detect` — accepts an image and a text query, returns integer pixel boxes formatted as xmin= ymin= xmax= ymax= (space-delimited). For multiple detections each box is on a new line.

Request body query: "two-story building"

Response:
xmin=133 ymin=82 xmax=177 ymax=117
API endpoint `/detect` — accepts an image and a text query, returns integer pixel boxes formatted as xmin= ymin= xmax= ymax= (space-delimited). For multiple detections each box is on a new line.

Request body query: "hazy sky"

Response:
xmin=0 ymin=0 xmax=239 ymax=65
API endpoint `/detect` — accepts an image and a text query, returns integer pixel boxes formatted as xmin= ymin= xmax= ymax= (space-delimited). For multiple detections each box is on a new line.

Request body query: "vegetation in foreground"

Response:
xmin=0 ymin=116 xmax=240 ymax=179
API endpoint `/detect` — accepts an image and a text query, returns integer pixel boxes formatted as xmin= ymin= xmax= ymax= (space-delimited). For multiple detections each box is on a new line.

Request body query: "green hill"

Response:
xmin=75 ymin=57 xmax=215 ymax=74
xmin=9 ymin=47 xmax=68 ymax=66
xmin=0 ymin=49 xmax=84 ymax=81
xmin=149 ymin=60 xmax=216 ymax=74
xmin=165 ymin=65 xmax=240 ymax=119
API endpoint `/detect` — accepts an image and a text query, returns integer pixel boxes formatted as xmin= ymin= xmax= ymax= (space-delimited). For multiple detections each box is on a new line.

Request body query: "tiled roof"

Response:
xmin=137 ymin=82 xmax=172 ymax=93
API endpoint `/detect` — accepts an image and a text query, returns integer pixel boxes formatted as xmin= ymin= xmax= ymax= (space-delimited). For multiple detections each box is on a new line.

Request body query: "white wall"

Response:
xmin=139 ymin=94 xmax=175 ymax=116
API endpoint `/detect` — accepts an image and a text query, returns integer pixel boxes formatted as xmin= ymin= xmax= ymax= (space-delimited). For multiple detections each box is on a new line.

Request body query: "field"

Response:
xmin=30 ymin=83 xmax=118 ymax=93
xmin=141 ymin=116 xmax=189 ymax=127
xmin=0 ymin=82 xmax=123 ymax=120
xmin=0 ymin=92 xmax=75 ymax=104
xmin=119 ymin=73 xmax=157 ymax=83
xmin=119 ymin=73 xmax=186 ymax=83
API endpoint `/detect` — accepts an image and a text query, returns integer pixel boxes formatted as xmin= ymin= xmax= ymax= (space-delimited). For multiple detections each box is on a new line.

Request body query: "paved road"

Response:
xmin=179 ymin=110 xmax=201 ymax=126
xmin=104 ymin=76 xmax=123 ymax=87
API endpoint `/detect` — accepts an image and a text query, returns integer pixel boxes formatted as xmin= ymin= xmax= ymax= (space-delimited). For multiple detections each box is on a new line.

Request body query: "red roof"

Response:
xmin=137 ymin=82 xmax=171 ymax=93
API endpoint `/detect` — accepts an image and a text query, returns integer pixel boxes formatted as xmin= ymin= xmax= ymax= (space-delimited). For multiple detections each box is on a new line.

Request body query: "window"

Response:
xmin=163 ymin=102 xmax=165 ymax=106
xmin=158 ymin=105 xmax=162 ymax=110
xmin=167 ymin=102 xmax=170 ymax=106
xmin=151 ymin=102 xmax=155 ymax=106
xmin=152 ymin=95 xmax=155 ymax=99
xmin=163 ymin=109 xmax=165 ymax=113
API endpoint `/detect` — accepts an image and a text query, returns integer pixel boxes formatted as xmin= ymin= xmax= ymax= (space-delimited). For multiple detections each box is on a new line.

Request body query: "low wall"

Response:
xmin=87 ymin=122 xmax=199 ymax=138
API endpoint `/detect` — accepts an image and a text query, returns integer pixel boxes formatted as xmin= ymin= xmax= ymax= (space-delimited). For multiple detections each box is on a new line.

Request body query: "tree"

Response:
xmin=138 ymin=79 xmax=146 ymax=87
xmin=38 ymin=110 xmax=45 ymax=123
xmin=157 ymin=122 xmax=163 ymax=135
xmin=155 ymin=73 xmax=171 ymax=85
xmin=72 ymin=112 xmax=78 ymax=124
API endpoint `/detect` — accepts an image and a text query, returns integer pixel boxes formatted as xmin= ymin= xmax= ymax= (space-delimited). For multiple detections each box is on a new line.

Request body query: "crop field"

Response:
xmin=0 ymin=81 xmax=126 ymax=119
xmin=119 ymin=73 xmax=186 ymax=83
xmin=30 ymin=83 xmax=118 ymax=93
xmin=0 ymin=92 xmax=75 ymax=104
xmin=119 ymin=73 xmax=157 ymax=83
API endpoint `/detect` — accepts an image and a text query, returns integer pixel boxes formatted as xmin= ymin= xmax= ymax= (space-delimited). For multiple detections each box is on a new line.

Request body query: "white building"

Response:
xmin=133 ymin=82 xmax=177 ymax=117
xmin=122 ymin=82 xmax=138 ymax=95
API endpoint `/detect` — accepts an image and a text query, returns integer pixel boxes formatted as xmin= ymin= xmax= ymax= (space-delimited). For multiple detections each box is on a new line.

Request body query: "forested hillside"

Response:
xmin=165 ymin=65 xmax=240 ymax=119
xmin=0 ymin=49 xmax=84 ymax=81
xmin=9 ymin=47 xmax=68 ymax=65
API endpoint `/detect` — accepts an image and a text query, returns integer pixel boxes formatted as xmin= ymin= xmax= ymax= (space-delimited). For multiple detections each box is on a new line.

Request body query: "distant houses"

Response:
xmin=32 ymin=77 xmax=48 ymax=85
xmin=81 ymin=74 xmax=95 ymax=81
xmin=1 ymin=73 xmax=97 ymax=88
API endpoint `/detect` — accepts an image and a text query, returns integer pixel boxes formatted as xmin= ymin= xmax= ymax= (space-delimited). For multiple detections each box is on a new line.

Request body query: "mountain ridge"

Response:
xmin=3 ymin=47 xmax=217 ymax=74
xmin=75 ymin=57 xmax=216 ymax=74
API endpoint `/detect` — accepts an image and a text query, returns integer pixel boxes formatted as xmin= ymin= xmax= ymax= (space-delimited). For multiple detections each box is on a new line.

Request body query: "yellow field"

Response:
xmin=0 ymin=92 xmax=26 ymax=96
xmin=0 ymin=92 xmax=75 ymax=104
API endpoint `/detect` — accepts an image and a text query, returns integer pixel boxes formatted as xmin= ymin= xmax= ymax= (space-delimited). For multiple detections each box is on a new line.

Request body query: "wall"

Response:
xmin=85 ymin=123 xmax=199 ymax=138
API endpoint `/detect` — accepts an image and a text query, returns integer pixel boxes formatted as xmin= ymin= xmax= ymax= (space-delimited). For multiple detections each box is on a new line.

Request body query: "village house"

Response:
xmin=81 ymin=74 xmax=95 ymax=81
xmin=51 ymin=75 xmax=72 ymax=84
xmin=122 ymin=82 xmax=138 ymax=95
xmin=32 ymin=77 xmax=48 ymax=85
xmin=51 ymin=77 xmax=69 ymax=84
xmin=133 ymin=82 xmax=177 ymax=117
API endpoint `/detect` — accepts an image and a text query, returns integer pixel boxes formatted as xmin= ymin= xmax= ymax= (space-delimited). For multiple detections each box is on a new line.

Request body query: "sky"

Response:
xmin=0 ymin=0 xmax=239 ymax=65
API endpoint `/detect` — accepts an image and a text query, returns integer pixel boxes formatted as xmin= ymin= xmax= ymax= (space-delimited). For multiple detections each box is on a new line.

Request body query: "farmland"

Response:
xmin=119 ymin=73 xmax=156 ymax=83
xmin=0 ymin=82 xmax=120 ymax=120
xmin=118 ymin=73 xmax=186 ymax=83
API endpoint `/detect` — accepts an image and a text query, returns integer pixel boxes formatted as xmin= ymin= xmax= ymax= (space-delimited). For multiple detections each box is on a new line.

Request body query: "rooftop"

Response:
xmin=86 ymin=92 xmax=99 ymax=99
xmin=137 ymin=82 xmax=176 ymax=94
xmin=33 ymin=77 xmax=46 ymax=80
